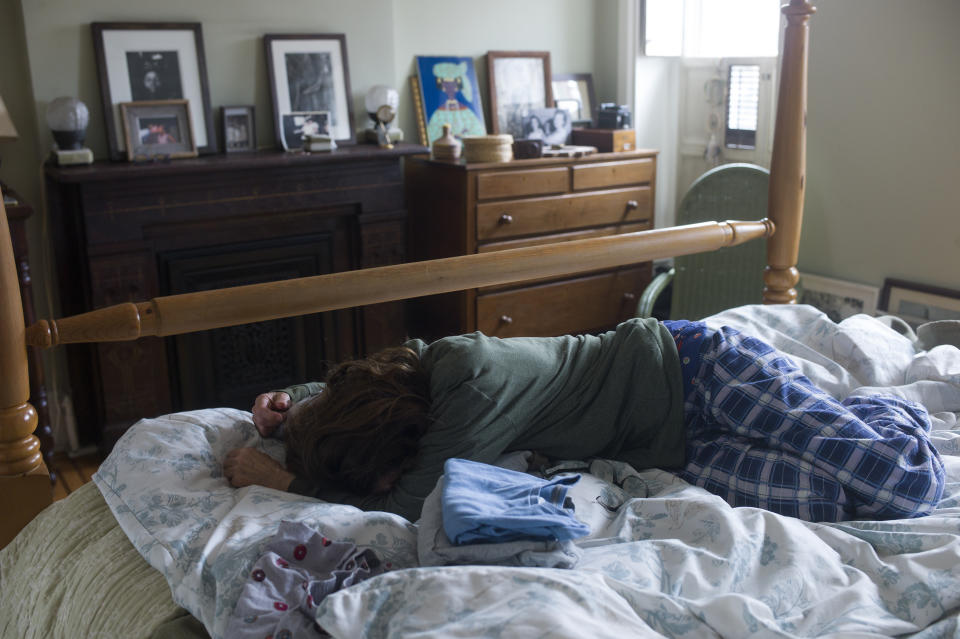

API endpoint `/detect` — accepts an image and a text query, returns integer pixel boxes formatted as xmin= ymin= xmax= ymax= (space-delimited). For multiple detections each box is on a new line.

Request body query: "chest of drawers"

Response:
xmin=405 ymin=150 xmax=657 ymax=339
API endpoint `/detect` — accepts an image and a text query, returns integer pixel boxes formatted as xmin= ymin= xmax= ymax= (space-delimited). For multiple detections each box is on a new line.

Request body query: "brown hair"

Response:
xmin=284 ymin=346 xmax=431 ymax=496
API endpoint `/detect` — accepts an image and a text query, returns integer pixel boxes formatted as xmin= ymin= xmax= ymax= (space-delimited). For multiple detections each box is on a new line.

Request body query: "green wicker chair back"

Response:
xmin=668 ymin=163 xmax=770 ymax=320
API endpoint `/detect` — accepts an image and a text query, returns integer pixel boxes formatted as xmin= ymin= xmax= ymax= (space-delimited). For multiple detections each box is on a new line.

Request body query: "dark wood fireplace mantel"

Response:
xmin=44 ymin=143 xmax=426 ymax=450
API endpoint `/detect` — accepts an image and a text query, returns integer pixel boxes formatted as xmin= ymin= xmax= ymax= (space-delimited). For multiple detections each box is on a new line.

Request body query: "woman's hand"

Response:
xmin=251 ymin=391 xmax=291 ymax=437
xmin=223 ymin=447 xmax=295 ymax=491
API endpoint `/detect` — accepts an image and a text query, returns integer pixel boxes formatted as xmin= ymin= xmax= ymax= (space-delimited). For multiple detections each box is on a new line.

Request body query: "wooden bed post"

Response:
xmin=764 ymin=0 xmax=816 ymax=304
xmin=0 ymin=193 xmax=51 ymax=548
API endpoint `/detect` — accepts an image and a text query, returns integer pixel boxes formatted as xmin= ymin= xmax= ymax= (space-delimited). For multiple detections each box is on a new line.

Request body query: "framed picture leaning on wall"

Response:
xmin=119 ymin=99 xmax=197 ymax=161
xmin=264 ymin=34 xmax=355 ymax=148
xmin=879 ymin=278 xmax=960 ymax=327
xmin=552 ymin=72 xmax=596 ymax=127
xmin=221 ymin=105 xmax=256 ymax=153
xmin=414 ymin=56 xmax=486 ymax=146
xmin=798 ymin=273 xmax=879 ymax=323
xmin=92 ymin=22 xmax=216 ymax=160
xmin=486 ymin=51 xmax=552 ymax=139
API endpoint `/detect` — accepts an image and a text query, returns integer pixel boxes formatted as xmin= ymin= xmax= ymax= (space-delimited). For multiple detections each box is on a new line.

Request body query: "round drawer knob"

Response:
xmin=498 ymin=213 xmax=514 ymax=225
xmin=622 ymin=292 xmax=636 ymax=302
xmin=500 ymin=315 xmax=513 ymax=325
xmin=626 ymin=200 xmax=639 ymax=210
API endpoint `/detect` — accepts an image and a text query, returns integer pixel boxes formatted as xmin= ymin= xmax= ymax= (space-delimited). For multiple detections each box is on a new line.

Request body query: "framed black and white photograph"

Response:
xmin=280 ymin=111 xmax=331 ymax=150
xmin=92 ymin=22 xmax=215 ymax=160
xmin=798 ymin=273 xmax=880 ymax=323
xmin=879 ymin=278 xmax=960 ymax=327
xmin=523 ymin=107 xmax=572 ymax=146
xmin=487 ymin=51 xmax=552 ymax=139
xmin=221 ymin=105 xmax=256 ymax=153
xmin=264 ymin=34 xmax=354 ymax=147
xmin=119 ymin=99 xmax=197 ymax=161
xmin=552 ymin=73 xmax=596 ymax=127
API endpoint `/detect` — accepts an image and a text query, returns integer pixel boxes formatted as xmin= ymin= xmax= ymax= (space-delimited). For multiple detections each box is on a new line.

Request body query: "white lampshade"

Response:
xmin=0 ymin=95 xmax=18 ymax=142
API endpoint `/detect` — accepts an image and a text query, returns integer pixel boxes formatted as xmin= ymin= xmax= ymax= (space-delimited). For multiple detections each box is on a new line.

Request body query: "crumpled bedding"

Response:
xmin=6 ymin=304 xmax=960 ymax=639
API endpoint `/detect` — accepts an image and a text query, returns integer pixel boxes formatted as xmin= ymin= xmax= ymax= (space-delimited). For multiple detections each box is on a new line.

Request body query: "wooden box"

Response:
xmin=571 ymin=128 xmax=636 ymax=153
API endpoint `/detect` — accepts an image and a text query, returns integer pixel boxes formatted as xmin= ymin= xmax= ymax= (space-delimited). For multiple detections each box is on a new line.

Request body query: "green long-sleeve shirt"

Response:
xmin=284 ymin=317 xmax=685 ymax=522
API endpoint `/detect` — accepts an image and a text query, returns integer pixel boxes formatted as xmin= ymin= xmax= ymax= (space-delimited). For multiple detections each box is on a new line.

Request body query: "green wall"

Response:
xmin=802 ymin=0 xmax=960 ymax=290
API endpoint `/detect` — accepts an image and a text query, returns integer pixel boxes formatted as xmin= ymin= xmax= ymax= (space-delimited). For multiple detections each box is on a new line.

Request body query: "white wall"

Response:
xmin=802 ymin=0 xmax=960 ymax=290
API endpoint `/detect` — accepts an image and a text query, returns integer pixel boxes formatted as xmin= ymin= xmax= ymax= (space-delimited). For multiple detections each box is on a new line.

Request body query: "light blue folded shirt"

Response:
xmin=441 ymin=458 xmax=591 ymax=545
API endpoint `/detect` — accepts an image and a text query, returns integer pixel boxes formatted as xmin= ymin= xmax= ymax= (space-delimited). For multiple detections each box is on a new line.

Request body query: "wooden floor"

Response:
xmin=51 ymin=452 xmax=102 ymax=501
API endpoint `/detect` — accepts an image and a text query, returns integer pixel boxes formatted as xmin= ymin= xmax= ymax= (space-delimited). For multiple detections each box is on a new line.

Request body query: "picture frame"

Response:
xmin=221 ymin=105 xmax=256 ymax=153
xmin=879 ymin=278 xmax=960 ymax=326
xmin=414 ymin=56 xmax=487 ymax=146
xmin=280 ymin=111 xmax=331 ymax=150
xmin=552 ymin=72 xmax=597 ymax=127
xmin=486 ymin=51 xmax=553 ymax=139
xmin=92 ymin=22 xmax=216 ymax=161
xmin=409 ymin=76 xmax=428 ymax=146
xmin=798 ymin=273 xmax=880 ymax=323
xmin=263 ymin=34 xmax=355 ymax=148
xmin=119 ymin=99 xmax=197 ymax=161
xmin=522 ymin=107 xmax=572 ymax=145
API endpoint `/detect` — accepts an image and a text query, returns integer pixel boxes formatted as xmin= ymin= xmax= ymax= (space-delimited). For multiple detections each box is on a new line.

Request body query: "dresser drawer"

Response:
xmin=477 ymin=221 xmax=652 ymax=253
xmin=477 ymin=186 xmax=651 ymax=241
xmin=476 ymin=167 xmax=569 ymax=200
xmin=476 ymin=265 xmax=652 ymax=337
xmin=571 ymin=158 xmax=655 ymax=191
xmin=477 ymin=222 xmax=653 ymax=292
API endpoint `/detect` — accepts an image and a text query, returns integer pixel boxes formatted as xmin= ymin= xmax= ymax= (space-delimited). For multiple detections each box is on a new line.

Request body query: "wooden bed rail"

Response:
xmin=26 ymin=219 xmax=773 ymax=347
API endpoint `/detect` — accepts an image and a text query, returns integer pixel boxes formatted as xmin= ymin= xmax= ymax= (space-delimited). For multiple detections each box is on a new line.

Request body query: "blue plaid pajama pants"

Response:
xmin=678 ymin=326 xmax=945 ymax=522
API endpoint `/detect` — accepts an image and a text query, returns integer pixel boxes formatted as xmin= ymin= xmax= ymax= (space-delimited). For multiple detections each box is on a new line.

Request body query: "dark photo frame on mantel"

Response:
xmin=263 ymin=33 xmax=356 ymax=149
xmin=92 ymin=22 xmax=217 ymax=161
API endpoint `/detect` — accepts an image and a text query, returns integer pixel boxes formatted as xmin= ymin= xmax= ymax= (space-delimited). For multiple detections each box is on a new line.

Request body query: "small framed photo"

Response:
xmin=486 ymin=51 xmax=553 ymax=139
xmin=521 ymin=107 xmax=572 ymax=145
xmin=281 ymin=111 xmax=331 ymax=150
xmin=264 ymin=34 xmax=354 ymax=148
xmin=552 ymin=73 xmax=597 ymax=127
xmin=414 ymin=55 xmax=487 ymax=146
xmin=221 ymin=105 xmax=256 ymax=153
xmin=120 ymin=99 xmax=197 ymax=161
xmin=879 ymin=278 xmax=960 ymax=326
xmin=798 ymin=273 xmax=880 ymax=323
xmin=92 ymin=22 xmax=216 ymax=160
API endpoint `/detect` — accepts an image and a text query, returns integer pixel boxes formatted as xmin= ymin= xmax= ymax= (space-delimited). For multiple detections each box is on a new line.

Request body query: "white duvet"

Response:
xmin=93 ymin=304 xmax=960 ymax=639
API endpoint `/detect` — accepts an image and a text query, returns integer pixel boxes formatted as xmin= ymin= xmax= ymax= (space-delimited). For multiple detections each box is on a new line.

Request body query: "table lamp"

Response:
xmin=0 ymin=94 xmax=18 ymax=169
xmin=0 ymin=94 xmax=19 ymax=204
xmin=45 ymin=97 xmax=93 ymax=166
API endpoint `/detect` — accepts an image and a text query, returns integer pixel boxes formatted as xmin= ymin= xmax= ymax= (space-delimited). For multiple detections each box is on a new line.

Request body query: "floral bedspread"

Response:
xmin=94 ymin=305 xmax=960 ymax=639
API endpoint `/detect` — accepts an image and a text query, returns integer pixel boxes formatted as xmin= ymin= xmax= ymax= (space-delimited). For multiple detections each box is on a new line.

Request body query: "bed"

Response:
xmin=3 ymin=2 xmax=959 ymax=637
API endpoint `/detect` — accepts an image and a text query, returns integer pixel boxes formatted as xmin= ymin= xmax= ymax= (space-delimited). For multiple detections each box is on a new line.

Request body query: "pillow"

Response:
xmin=93 ymin=408 xmax=418 ymax=639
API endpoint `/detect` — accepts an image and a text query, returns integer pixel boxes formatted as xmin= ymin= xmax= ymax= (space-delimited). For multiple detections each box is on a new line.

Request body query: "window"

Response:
xmin=725 ymin=64 xmax=760 ymax=149
xmin=644 ymin=0 xmax=781 ymax=58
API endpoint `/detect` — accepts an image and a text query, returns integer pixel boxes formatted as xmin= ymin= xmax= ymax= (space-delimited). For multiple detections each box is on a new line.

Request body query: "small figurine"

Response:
xmin=432 ymin=124 xmax=462 ymax=161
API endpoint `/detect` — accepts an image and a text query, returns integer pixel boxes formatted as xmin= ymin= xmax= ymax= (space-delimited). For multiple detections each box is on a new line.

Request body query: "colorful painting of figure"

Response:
xmin=415 ymin=56 xmax=487 ymax=145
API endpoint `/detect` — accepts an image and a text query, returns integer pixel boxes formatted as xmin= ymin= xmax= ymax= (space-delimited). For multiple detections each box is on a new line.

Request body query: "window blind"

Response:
xmin=725 ymin=64 xmax=760 ymax=149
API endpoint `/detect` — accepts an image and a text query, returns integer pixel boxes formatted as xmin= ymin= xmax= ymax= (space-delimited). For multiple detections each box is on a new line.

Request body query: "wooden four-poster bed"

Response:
xmin=2 ymin=3 xmax=960 ymax=637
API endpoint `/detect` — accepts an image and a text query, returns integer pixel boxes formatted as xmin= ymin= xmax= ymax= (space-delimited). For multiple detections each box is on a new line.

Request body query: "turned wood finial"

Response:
xmin=764 ymin=1 xmax=815 ymax=304
xmin=0 ymin=194 xmax=43 ymax=476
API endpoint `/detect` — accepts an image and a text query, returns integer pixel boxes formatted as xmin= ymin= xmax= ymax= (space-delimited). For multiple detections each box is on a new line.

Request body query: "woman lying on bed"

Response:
xmin=222 ymin=317 xmax=945 ymax=524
